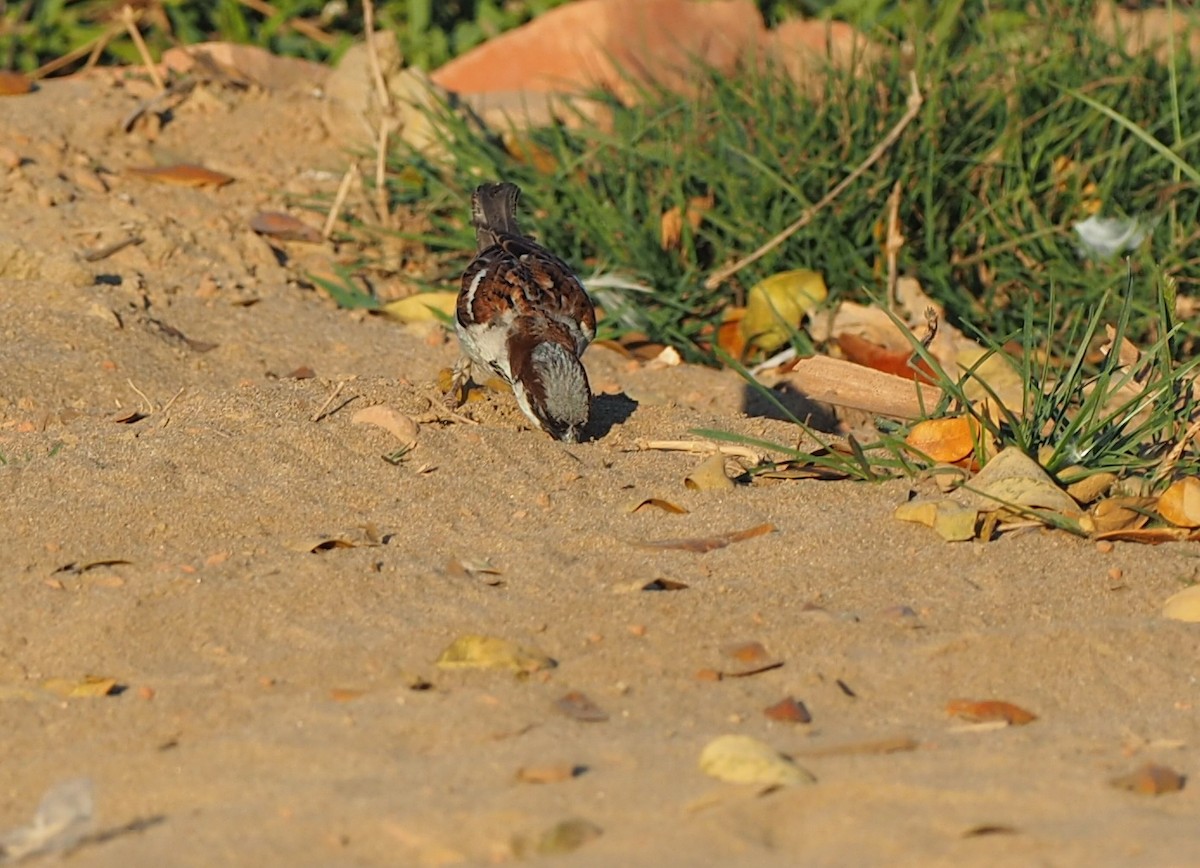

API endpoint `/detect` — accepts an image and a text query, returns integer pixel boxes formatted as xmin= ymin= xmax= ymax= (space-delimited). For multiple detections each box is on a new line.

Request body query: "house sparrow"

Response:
xmin=449 ymin=182 xmax=596 ymax=442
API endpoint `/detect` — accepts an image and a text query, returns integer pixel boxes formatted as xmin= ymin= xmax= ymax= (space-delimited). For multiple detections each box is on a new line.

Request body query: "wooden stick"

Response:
xmin=778 ymin=355 xmax=942 ymax=419
xmin=704 ymin=71 xmax=924 ymax=290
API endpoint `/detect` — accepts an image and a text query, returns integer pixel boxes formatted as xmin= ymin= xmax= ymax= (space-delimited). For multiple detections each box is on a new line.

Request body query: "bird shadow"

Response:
xmin=741 ymin=382 xmax=841 ymax=433
xmin=588 ymin=392 xmax=638 ymax=440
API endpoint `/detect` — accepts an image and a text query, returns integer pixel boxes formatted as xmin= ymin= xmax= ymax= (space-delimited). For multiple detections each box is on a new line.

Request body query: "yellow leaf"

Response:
xmin=435 ymin=635 xmax=555 ymax=673
xmin=698 ymin=734 xmax=815 ymax=786
xmin=382 ymin=291 xmax=457 ymax=324
xmin=894 ymin=499 xmax=978 ymax=541
xmin=683 ymin=453 xmax=734 ymax=491
xmin=41 ymin=676 xmax=118 ymax=698
xmin=741 ymin=270 xmax=827 ymax=353
xmin=965 ymin=447 xmax=1079 ymax=515
xmin=1157 ymin=477 xmax=1200 ymax=528
xmin=1162 ymin=585 xmax=1200 ymax=622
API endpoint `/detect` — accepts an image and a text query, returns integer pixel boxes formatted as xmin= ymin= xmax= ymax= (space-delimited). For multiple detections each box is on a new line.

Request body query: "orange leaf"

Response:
xmin=1110 ymin=763 xmax=1186 ymax=795
xmin=1157 ymin=477 xmax=1200 ymax=528
xmin=128 ymin=164 xmax=234 ymax=188
xmin=837 ymin=332 xmax=936 ymax=383
xmin=0 ymin=70 xmax=33 ymax=96
xmin=906 ymin=417 xmax=978 ymax=463
xmin=946 ymin=699 xmax=1037 ymax=725
xmin=715 ymin=307 xmax=747 ymax=359
xmin=250 ymin=211 xmax=323 ymax=243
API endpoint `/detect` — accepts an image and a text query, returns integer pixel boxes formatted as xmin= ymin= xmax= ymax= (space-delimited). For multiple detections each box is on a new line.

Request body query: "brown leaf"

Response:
xmin=764 ymin=697 xmax=811 ymax=724
xmin=1109 ymin=763 xmax=1186 ymax=795
xmin=249 ymin=211 xmax=323 ymax=243
xmin=351 ymin=405 xmax=419 ymax=448
xmin=128 ymin=164 xmax=234 ymax=188
xmin=329 ymin=688 xmax=365 ymax=702
xmin=0 ymin=70 xmax=33 ymax=96
xmin=946 ymin=699 xmax=1037 ymax=726
xmin=722 ymin=641 xmax=770 ymax=665
xmin=628 ymin=498 xmax=689 ymax=515
xmin=516 ymin=763 xmax=585 ymax=784
xmin=554 ymin=690 xmax=609 ymax=723
xmin=637 ymin=522 xmax=775 ymax=553
xmin=1093 ymin=526 xmax=1196 ymax=544
xmin=837 ymin=332 xmax=936 ymax=383
xmin=641 ymin=578 xmax=689 ymax=591
xmin=52 ymin=559 xmax=131 ymax=575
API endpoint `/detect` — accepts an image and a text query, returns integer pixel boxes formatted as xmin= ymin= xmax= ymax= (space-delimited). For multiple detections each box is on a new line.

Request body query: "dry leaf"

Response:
xmin=249 ymin=211 xmax=323 ymax=243
xmin=127 ymin=164 xmax=234 ymax=187
xmin=1082 ymin=496 xmax=1152 ymax=535
xmin=641 ymin=578 xmax=689 ymax=591
xmin=894 ymin=499 xmax=978 ymax=541
xmin=838 ymin=332 xmax=936 ymax=383
xmin=1065 ymin=471 xmax=1117 ymax=504
xmin=1157 ymin=477 xmax=1200 ymax=528
xmin=764 ymin=697 xmax=811 ymax=724
xmin=722 ymin=641 xmax=769 ymax=665
xmin=287 ymin=535 xmax=360 ymax=553
xmin=796 ymin=736 xmax=918 ymax=758
xmin=554 ymin=690 xmax=609 ymax=722
xmin=41 ymin=676 xmax=118 ymax=698
xmin=715 ymin=307 xmax=747 ymax=359
xmin=628 ymin=498 xmax=689 ymax=515
xmin=741 ymin=269 xmax=828 ymax=353
xmin=382 ymin=291 xmax=457 ymax=323
xmin=964 ymin=447 xmax=1079 ymax=515
xmin=351 ymin=405 xmax=419 ymax=448
xmin=522 ymin=818 xmax=603 ymax=856
xmin=52 ymin=559 xmax=131 ymax=575
xmin=684 ymin=453 xmax=735 ymax=491
xmin=435 ymin=634 xmax=555 ymax=673
xmin=946 ymin=699 xmax=1037 ymax=726
xmin=1094 ymin=526 xmax=1198 ymax=544
xmin=329 ymin=688 xmax=365 ymax=702
xmin=698 ymin=734 xmax=816 ymax=786
xmin=1109 ymin=763 xmax=1186 ymax=795
xmin=0 ymin=71 xmax=33 ymax=96
xmin=1161 ymin=584 xmax=1200 ymax=622
xmin=516 ymin=763 xmax=583 ymax=784
xmin=905 ymin=417 xmax=977 ymax=463
xmin=636 ymin=522 xmax=775 ymax=553
xmin=660 ymin=195 xmax=712 ymax=250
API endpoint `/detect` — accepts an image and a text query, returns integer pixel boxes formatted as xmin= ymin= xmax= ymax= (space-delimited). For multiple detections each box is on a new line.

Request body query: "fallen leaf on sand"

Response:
xmin=964 ymin=447 xmax=1079 ymax=515
xmin=764 ymin=697 xmax=811 ymax=724
xmin=446 ymin=558 xmax=503 ymax=584
xmin=128 ymin=164 xmax=234 ymax=187
xmin=435 ymin=635 xmax=555 ymax=673
xmin=516 ymin=763 xmax=584 ymax=784
xmin=894 ymin=499 xmax=978 ymax=541
xmin=698 ymin=734 xmax=816 ymax=786
xmin=946 ymin=699 xmax=1037 ymax=726
xmin=41 ymin=676 xmax=119 ymax=698
xmin=554 ymin=690 xmax=609 ymax=722
xmin=249 ymin=211 xmax=323 ymax=243
xmin=1109 ymin=762 xmax=1186 ymax=795
xmin=741 ymin=269 xmax=828 ymax=354
xmin=637 ymin=522 xmax=775 ymax=553
xmin=1080 ymin=496 xmax=1152 ymax=535
xmin=1161 ymin=584 xmax=1200 ymax=622
xmin=382 ymin=291 xmax=457 ymax=323
xmin=1157 ymin=477 xmax=1200 ymax=528
xmin=0 ymin=70 xmax=34 ymax=96
xmin=627 ymin=497 xmax=689 ymax=515
xmin=329 ymin=688 xmax=365 ymax=702
xmin=517 ymin=817 xmax=603 ymax=857
xmin=722 ymin=641 xmax=770 ymax=665
xmin=52 ymin=559 xmax=131 ymax=575
xmin=1094 ymin=526 xmax=1198 ymax=544
xmin=642 ymin=578 xmax=689 ymax=591
xmin=795 ymin=735 xmax=918 ymax=758
xmin=905 ymin=417 xmax=978 ymax=463
xmin=684 ymin=453 xmax=735 ymax=491
xmin=351 ymin=405 xmax=418 ymax=447
xmin=287 ymin=534 xmax=365 ymax=553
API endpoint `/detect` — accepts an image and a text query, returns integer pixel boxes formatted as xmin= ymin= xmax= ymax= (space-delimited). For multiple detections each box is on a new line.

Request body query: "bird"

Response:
xmin=448 ymin=182 xmax=596 ymax=442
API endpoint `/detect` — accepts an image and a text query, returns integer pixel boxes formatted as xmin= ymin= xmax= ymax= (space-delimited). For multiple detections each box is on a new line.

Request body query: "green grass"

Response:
xmin=390 ymin=0 xmax=1200 ymax=367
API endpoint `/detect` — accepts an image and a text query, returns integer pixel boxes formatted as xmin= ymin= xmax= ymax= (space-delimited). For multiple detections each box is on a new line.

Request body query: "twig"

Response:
xmin=634 ymin=439 xmax=768 ymax=463
xmin=375 ymin=123 xmax=390 ymax=228
xmin=233 ymin=0 xmax=335 ymax=46
xmin=705 ymin=71 xmax=924 ymax=290
xmin=126 ymin=379 xmax=155 ymax=414
xmin=311 ymin=381 xmax=347 ymax=422
xmin=884 ymin=179 xmax=904 ymax=309
xmin=362 ymin=0 xmax=393 ymax=114
xmin=322 ymin=164 xmax=358 ymax=239
xmin=121 ymin=5 xmax=165 ymax=92
xmin=32 ymin=23 xmax=123 ymax=79
xmin=82 ymin=236 xmax=143 ymax=262
xmin=161 ymin=386 xmax=185 ymax=414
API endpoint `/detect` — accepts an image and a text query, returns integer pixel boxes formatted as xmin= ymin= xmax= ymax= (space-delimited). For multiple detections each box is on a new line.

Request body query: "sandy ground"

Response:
xmin=1 ymin=61 xmax=1198 ymax=868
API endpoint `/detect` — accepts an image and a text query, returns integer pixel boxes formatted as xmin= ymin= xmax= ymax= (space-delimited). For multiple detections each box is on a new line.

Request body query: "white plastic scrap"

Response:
xmin=0 ymin=779 xmax=94 ymax=864
xmin=1073 ymin=215 xmax=1150 ymax=259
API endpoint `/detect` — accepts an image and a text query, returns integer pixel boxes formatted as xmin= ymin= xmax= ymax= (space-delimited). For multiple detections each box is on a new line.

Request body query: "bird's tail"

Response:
xmin=471 ymin=182 xmax=522 ymax=250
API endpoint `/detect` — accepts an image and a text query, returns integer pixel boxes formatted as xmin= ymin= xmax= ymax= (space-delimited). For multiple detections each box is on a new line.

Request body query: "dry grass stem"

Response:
xmin=121 ymin=5 xmax=165 ymax=92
